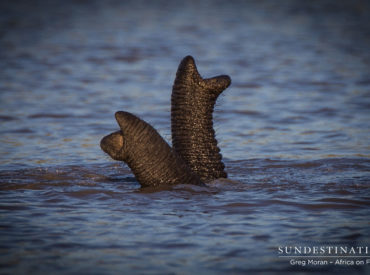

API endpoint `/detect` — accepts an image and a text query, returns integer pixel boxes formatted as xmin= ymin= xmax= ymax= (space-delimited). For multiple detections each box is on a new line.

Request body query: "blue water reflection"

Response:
xmin=0 ymin=0 xmax=369 ymax=274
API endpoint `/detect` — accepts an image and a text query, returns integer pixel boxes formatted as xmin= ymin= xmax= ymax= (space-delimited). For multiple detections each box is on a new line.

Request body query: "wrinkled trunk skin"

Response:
xmin=171 ymin=56 xmax=231 ymax=182
xmin=101 ymin=111 xmax=203 ymax=187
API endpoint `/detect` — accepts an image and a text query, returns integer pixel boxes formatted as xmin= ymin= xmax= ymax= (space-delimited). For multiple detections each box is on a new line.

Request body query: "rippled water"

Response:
xmin=1 ymin=0 xmax=370 ymax=274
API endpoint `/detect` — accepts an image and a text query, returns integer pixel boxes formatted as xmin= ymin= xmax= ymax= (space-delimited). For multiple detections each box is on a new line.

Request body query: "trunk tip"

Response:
xmin=100 ymin=130 xmax=124 ymax=160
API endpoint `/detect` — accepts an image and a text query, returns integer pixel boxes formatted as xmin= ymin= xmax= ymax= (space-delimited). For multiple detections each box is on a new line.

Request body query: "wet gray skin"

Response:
xmin=172 ymin=56 xmax=231 ymax=182
xmin=101 ymin=56 xmax=230 ymax=187
xmin=101 ymin=111 xmax=203 ymax=188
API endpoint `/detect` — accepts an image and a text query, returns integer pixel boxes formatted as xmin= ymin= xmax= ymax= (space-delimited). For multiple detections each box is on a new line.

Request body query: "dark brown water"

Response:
xmin=1 ymin=0 xmax=370 ymax=274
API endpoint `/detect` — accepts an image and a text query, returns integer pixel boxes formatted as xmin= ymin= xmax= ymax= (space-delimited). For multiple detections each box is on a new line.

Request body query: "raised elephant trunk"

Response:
xmin=100 ymin=56 xmax=231 ymax=188
xmin=101 ymin=111 xmax=203 ymax=187
xmin=171 ymin=56 xmax=231 ymax=182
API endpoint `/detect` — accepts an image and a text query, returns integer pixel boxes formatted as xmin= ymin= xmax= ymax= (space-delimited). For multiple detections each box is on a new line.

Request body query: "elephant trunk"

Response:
xmin=171 ymin=56 xmax=231 ymax=182
xmin=101 ymin=111 xmax=203 ymax=188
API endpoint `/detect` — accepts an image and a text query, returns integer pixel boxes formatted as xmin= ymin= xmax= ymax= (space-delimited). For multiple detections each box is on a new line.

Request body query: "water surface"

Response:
xmin=1 ymin=0 xmax=370 ymax=274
